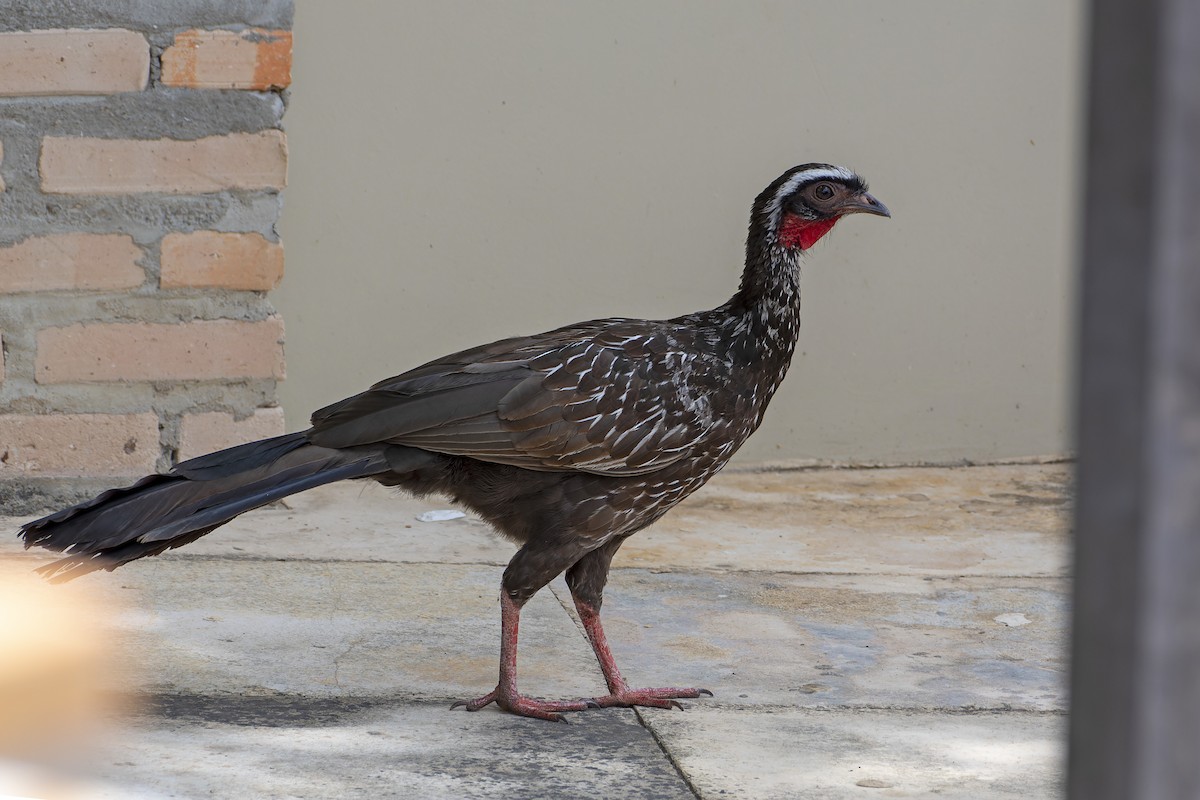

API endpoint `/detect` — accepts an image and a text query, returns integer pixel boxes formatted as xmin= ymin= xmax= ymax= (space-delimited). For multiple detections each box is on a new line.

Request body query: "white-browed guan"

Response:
xmin=20 ymin=164 xmax=889 ymax=720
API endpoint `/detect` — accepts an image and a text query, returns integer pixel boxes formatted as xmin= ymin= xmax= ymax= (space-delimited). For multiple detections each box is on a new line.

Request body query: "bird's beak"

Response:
xmin=839 ymin=191 xmax=891 ymax=218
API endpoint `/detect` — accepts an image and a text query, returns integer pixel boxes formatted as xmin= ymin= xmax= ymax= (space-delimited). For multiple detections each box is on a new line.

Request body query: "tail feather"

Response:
xmin=19 ymin=433 xmax=394 ymax=582
xmin=172 ymin=431 xmax=309 ymax=480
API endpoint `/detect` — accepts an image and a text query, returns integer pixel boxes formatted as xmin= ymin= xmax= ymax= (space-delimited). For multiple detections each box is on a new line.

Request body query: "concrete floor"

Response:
xmin=0 ymin=462 xmax=1070 ymax=799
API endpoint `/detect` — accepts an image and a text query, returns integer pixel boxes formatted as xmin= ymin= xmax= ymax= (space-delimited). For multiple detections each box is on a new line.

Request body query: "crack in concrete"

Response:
xmin=320 ymin=560 xmax=362 ymax=690
xmin=331 ymin=637 xmax=365 ymax=690
xmin=634 ymin=707 xmax=704 ymax=800
xmin=550 ymin=581 xmax=706 ymax=799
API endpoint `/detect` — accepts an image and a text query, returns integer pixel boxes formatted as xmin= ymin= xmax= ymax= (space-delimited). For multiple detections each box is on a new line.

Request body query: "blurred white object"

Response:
xmin=0 ymin=559 xmax=132 ymax=799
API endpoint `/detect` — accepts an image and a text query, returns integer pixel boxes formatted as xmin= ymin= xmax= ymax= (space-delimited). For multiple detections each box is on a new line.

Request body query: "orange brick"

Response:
xmin=0 ymin=29 xmax=148 ymax=97
xmin=36 ymin=317 xmax=285 ymax=384
xmin=178 ymin=407 xmax=286 ymax=461
xmin=0 ymin=413 xmax=158 ymax=477
xmin=162 ymin=29 xmax=292 ymax=90
xmin=40 ymin=131 xmax=287 ymax=195
xmin=0 ymin=233 xmax=143 ymax=293
xmin=161 ymin=231 xmax=283 ymax=291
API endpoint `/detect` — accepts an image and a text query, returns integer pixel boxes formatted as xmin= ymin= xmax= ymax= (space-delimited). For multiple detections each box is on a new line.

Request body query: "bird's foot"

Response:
xmin=451 ymin=686 xmax=591 ymax=722
xmin=589 ymin=686 xmax=713 ymax=710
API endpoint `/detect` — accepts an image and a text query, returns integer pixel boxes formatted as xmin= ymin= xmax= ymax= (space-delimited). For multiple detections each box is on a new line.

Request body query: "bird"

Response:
xmin=20 ymin=164 xmax=889 ymax=721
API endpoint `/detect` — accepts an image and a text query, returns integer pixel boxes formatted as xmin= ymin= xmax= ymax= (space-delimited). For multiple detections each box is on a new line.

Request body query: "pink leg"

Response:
xmin=451 ymin=592 xmax=590 ymax=722
xmin=574 ymin=597 xmax=712 ymax=709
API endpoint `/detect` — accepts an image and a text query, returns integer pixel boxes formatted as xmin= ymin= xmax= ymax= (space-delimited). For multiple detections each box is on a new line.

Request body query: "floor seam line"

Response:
xmin=634 ymin=707 xmax=705 ymax=800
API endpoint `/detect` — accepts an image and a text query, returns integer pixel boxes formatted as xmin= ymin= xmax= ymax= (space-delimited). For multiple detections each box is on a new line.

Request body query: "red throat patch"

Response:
xmin=778 ymin=213 xmax=840 ymax=251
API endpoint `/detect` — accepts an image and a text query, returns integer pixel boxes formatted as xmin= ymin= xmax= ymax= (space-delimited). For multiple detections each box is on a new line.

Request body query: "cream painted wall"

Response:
xmin=274 ymin=1 xmax=1083 ymax=464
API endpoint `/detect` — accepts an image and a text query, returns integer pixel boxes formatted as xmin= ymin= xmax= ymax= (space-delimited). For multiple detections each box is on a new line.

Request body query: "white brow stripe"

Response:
xmin=763 ymin=165 xmax=858 ymax=219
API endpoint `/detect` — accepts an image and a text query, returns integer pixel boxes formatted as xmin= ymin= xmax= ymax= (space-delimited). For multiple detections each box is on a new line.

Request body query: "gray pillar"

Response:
xmin=1069 ymin=0 xmax=1200 ymax=797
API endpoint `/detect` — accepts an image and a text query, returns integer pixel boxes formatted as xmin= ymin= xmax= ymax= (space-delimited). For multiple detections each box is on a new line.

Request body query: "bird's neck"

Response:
xmin=732 ymin=234 xmax=802 ymax=310
xmin=732 ymin=209 xmax=825 ymax=309
xmin=721 ymin=239 xmax=804 ymax=373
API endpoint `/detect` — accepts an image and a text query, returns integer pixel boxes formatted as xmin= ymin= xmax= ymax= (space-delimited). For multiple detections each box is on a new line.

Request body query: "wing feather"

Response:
xmin=305 ymin=320 xmax=722 ymax=475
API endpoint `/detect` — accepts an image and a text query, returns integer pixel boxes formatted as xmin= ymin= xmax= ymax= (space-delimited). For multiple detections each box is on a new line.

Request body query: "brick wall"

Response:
xmin=0 ymin=1 xmax=293 ymax=513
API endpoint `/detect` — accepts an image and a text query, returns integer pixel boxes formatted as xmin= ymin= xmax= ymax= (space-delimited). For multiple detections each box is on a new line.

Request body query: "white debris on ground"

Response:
xmin=416 ymin=509 xmax=466 ymax=522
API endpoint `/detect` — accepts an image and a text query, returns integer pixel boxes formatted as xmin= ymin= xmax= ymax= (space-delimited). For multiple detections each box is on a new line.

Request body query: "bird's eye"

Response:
xmin=813 ymin=182 xmax=835 ymax=201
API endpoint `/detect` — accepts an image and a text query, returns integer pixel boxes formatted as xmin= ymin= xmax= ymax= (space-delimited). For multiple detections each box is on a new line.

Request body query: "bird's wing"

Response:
xmin=306 ymin=320 xmax=725 ymax=476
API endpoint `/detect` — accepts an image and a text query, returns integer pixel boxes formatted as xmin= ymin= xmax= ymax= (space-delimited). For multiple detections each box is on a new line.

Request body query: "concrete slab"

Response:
xmin=598 ymin=570 xmax=1067 ymax=711
xmin=0 ymin=558 xmax=1066 ymax=713
xmin=641 ymin=707 xmax=1065 ymax=799
xmin=0 ymin=463 xmax=1071 ymax=799
xmin=622 ymin=463 xmax=1071 ymax=577
xmin=90 ymin=703 xmax=692 ymax=800
xmin=7 ymin=558 xmax=607 ymax=701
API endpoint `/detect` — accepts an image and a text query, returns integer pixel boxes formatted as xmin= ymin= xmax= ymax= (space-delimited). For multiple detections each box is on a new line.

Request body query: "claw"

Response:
xmin=698 ymin=688 xmax=714 ymax=697
xmin=451 ymin=685 xmax=589 ymax=721
xmin=450 ymin=688 xmax=503 ymax=713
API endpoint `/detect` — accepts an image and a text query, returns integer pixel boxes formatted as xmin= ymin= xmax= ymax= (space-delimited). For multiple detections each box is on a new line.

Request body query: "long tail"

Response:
xmin=19 ymin=432 xmax=395 ymax=582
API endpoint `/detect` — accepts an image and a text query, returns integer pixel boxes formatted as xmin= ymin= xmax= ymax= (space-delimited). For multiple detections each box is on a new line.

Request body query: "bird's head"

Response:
xmin=754 ymin=164 xmax=890 ymax=252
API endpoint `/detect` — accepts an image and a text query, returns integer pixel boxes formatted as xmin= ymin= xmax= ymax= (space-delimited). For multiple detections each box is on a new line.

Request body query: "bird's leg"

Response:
xmin=451 ymin=590 xmax=591 ymax=722
xmin=566 ymin=539 xmax=711 ymax=709
xmin=572 ymin=595 xmax=712 ymax=709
